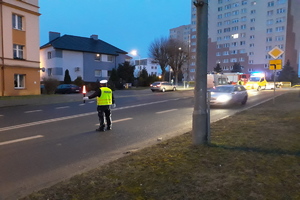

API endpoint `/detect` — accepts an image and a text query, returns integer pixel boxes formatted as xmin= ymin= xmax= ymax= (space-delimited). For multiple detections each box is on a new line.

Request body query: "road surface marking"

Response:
xmin=156 ymin=109 xmax=178 ymax=114
xmin=0 ymin=135 xmax=44 ymax=146
xmin=24 ymin=110 xmax=42 ymax=114
xmin=0 ymin=115 xmax=3 ymax=117
xmin=95 ymin=118 xmax=133 ymax=126
xmin=0 ymin=112 xmax=96 ymax=132
xmin=0 ymin=98 xmax=183 ymax=132
xmin=55 ymin=106 xmax=70 ymax=109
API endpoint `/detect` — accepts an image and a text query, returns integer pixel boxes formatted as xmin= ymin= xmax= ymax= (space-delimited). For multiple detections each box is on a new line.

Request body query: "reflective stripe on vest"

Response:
xmin=97 ymin=87 xmax=112 ymax=105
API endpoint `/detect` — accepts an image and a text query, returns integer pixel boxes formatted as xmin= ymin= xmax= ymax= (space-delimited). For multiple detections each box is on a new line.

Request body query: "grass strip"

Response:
xmin=22 ymin=92 xmax=300 ymax=200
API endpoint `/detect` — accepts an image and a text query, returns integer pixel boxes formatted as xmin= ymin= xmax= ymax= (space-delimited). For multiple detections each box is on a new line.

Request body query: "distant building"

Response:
xmin=171 ymin=0 xmax=300 ymax=80
xmin=0 ymin=0 xmax=40 ymax=96
xmin=132 ymin=58 xmax=160 ymax=77
xmin=40 ymin=32 xmax=128 ymax=83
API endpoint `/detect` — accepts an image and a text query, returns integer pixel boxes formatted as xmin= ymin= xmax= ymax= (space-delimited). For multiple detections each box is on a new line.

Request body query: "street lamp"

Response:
xmin=130 ymin=50 xmax=141 ymax=73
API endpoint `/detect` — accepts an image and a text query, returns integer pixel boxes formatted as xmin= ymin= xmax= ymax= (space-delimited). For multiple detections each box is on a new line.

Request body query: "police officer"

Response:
xmin=83 ymin=80 xmax=115 ymax=131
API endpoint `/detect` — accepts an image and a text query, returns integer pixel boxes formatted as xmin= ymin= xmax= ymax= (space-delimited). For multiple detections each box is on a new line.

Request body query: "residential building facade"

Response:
xmin=132 ymin=58 xmax=160 ymax=78
xmin=172 ymin=0 xmax=300 ymax=81
xmin=40 ymin=32 xmax=128 ymax=83
xmin=0 ymin=0 xmax=40 ymax=96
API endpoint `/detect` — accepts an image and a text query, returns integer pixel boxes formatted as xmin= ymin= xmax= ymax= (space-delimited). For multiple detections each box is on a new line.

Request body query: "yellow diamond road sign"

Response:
xmin=268 ymin=46 xmax=284 ymax=59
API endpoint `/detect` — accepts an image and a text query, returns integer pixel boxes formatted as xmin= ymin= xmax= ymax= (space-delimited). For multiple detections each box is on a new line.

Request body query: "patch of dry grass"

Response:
xmin=22 ymin=92 xmax=300 ymax=200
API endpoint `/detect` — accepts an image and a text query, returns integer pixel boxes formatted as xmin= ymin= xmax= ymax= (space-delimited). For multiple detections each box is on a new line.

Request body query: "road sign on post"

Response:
xmin=268 ymin=46 xmax=284 ymax=59
xmin=269 ymin=59 xmax=282 ymax=70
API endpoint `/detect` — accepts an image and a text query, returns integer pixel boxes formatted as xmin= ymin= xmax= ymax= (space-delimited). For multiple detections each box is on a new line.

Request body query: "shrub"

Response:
xmin=42 ymin=77 xmax=59 ymax=94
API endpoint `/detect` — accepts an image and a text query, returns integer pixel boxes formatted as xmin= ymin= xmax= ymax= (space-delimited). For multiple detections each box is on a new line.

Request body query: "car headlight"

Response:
xmin=217 ymin=95 xmax=232 ymax=102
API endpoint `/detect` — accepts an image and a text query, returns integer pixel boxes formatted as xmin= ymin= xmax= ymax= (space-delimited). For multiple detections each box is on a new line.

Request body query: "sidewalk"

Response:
xmin=0 ymin=86 xmax=194 ymax=108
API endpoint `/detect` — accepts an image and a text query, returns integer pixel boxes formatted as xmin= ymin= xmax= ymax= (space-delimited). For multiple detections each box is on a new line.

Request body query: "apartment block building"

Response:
xmin=0 ymin=0 xmax=40 ymax=96
xmin=132 ymin=58 xmax=160 ymax=78
xmin=172 ymin=0 xmax=300 ymax=81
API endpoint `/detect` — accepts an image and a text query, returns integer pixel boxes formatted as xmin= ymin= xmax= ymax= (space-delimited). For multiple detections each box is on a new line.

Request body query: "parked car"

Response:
xmin=55 ymin=84 xmax=81 ymax=94
xmin=209 ymin=85 xmax=248 ymax=106
xmin=150 ymin=81 xmax=176 ymax=92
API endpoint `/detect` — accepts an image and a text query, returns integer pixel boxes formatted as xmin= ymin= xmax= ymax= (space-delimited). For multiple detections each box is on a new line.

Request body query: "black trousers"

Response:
xmin=97 ymin=105 xmax=111 ymax=128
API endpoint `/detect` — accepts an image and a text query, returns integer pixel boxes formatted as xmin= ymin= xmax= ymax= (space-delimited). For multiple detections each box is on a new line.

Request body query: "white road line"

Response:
xmin=0 ymin=135 xmax=44 ymax=146
xmin=95 ymin=118 xmax=133 ymax=126
xmin=55 ymin=106 xmax=70 ymax=109
xmin=0 ymin=98 xmax=184 ymax=132
xmin=0 ymin=112 xmax=96 ymax=132
xmin=156 ymin=109 xmax=178 ymax=114
xmin=0 ymin=115 xmax=3 ymax=117
xmin=24 ymin=110 xmax=42 ymax=114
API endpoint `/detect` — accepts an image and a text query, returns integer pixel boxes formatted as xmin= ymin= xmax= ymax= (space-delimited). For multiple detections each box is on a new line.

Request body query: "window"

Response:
xmin=249 ymin=52 xmax=254 ymax=55
xmin=268 ymin=1 xmax=275 ymax=7
xmin=218 ymin=7 xmax=223 ymax=11
xmin=267 ymin=19 xmax=274 ymax=25
xmin=95 ymin=54 xmax=101 ymax=61
xmin=267 ymin=28 xmax=273 ymax=33
xmin=277 ymin=8 xmax=285 ymax=14
xmin=232 ymin=10 xmax=239 ymax=15
xmin=241 ymin=16 xmax=247 ymax=22
xmin=232 ymin=26 xmax=238 ymax=31
xmin=223 ymin=43 xmax=230 ymax=48
xmin=240 ymin=41 xmax=246 ymax=45
xmin=266 ymin=37 xmax=272 ymax=42
xmin=248 ymin=68 xmax=253 ymax=72
xmin=95 ymin=70 xmax=102 ymax=77
xmin=266 ymin=46 xmax=272 ymax=51
xmin=267 ymin=10 xmax=273 ymax=16
xmin=217 ymin=29 xmax=222 ymax=34
xmin=277 ymin=0 xmax=286 ymax=4
xmin=107 ymin=55 xmax=113 ymax=62
xmin=250 ymin=10 xmax=256 ymax=14
xmin=276 ymin=26 xmax=285 ymax=32
xmin=241 ymin=8 xmax=247 ymax=13
xmin=276 ymin=17 xmax=285 ymax=23
xmin=250 ymin=43 xmax=255 ymax=47
xmin=47 ymin=68 xmax=52 ymax=76
xmin=242 ymin=0 xmax=247 ymax=5
xmin=14 ymin=74 xmax=25 ymax=88
xmin=225 ymin=4 xmax=231 ymax=9
xmin=250 ymin=18 xmax=255 ymax=22
xmin=275 ymin=35 xmax=284 ymax=41
xmin=12 ymin=14 xmax=23 ymax=30
xmin=250 ymin=35 xmax=255 ymax=39
xmin=250 ymin=27 xmax=255 ymax=31
xmin=47 ymin=52 xmax=52 ymax=59
xmin=13 ymin=44 xmax=24 ymax=59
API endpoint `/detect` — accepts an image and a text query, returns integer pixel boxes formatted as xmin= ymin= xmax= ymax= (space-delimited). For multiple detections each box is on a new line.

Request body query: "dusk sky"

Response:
xmin=39 ymin=0 xmax=191 ymax=58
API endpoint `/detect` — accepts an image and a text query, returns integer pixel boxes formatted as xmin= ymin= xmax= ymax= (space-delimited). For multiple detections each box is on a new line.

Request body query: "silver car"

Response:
xmin=150 ymin=82 xmax=176 ymax=92
xmin=209 ymin=85 xmax=248 ymax=106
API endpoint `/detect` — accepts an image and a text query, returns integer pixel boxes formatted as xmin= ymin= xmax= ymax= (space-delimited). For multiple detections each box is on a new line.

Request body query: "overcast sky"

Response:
xmin=39 ymin=0 xmax=191 ymax=58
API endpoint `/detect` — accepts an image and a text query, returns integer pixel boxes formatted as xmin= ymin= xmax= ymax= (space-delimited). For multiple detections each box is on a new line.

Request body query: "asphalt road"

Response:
xmin=0 ymin=88 xmax=289 ymax=200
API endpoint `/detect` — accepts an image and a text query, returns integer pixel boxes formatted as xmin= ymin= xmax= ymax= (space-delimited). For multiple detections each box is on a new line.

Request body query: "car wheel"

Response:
xmin=241 ymin=96 xmax=248 ymax=105
xmin=173 ymin=87 xmax=176 ymax=91
xmin=151 ymin=89 xmax=155 ymax=92
xmin=162 ymin=88 xmax=166 ymax=92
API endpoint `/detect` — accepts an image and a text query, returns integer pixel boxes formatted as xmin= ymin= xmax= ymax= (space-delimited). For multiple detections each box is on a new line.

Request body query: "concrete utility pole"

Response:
xmin=192 ymin=0 xmax=209 ymax=145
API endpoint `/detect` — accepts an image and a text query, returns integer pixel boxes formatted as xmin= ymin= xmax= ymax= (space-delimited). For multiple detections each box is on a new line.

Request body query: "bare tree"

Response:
xmin=148 ymin=37 xmax=169 ymax=81
xmin=167 ymin=39 xmax=188 ymax=85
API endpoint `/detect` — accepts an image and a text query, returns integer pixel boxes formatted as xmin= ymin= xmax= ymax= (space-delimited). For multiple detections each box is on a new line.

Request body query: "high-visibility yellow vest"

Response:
xmin=97 ymin=87 xmax=112 ymax=106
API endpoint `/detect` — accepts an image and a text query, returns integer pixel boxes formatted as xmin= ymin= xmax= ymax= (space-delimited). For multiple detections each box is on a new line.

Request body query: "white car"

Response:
xmin=150 ymin=82 xmax=176 ymax=92
xmin=209 ymin=85 xmax=248 ymax=106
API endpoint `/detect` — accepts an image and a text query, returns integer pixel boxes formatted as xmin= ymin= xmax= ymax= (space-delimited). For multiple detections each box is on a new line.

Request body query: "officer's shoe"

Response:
xmin=106 ymin=126 xmax=112 ymax=131
xmin=96 ymin=127 xmax=105 ymax=132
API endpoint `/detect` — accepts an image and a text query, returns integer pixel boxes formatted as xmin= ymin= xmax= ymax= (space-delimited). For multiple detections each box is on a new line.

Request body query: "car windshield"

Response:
xmin=249 ymin=77 xmax=260 ymax=81
xmin=211 ymin=86 xmax=233 ymax=93
xmin=151 ymin=82 xmax=162 ymax=86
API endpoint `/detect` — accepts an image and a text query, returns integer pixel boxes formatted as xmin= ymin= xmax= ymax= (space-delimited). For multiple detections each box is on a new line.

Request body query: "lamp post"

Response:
xmin=130 ymin=50 xmax=141 ymax=76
